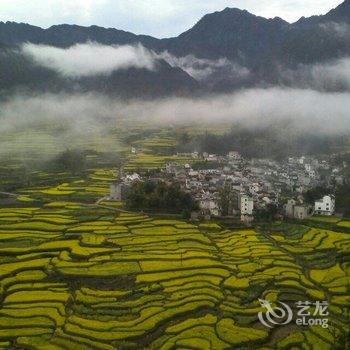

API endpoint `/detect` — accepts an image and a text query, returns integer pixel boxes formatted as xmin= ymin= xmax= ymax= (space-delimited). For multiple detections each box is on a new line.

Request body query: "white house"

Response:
xmin=240 ymin=195 xmax=254 ymax=215
xmin=186 ymin=179 xmax=202 ymax=190
xmin=285 ymin=199 xmax=297 ymax=219
xmin=188 ymin=170 xmax=199 ymax=177
xmin=294 ymin=205 xmax=310 ymax=220
xmin=308 ymin=169 xmax=316 ymax=179
xmin=110 ymin=182 xmax=122 ymax=200
xmin=285 ymin=199 xmax=311 ymax=220
xmin=249 ymin=183 xmax=260 ymax=195
xmin=166 ymin=162 xmax=182 ymax=174
xmin=228 ymin=151 xmax=241 ymax=160
xmin=125 ymin=173 xmax=141 ymax=183
xmin=199 ymin=196 xmax=220 ymax=216
xmin=299 ymin=175 xmax=311 ymax=187
xmin=305 ymin=164 xmax=312 ymax=172
xmin=314 ymin=195 xmax=335 ymax=216
xmin=206 ymin=154 xmax=219 ymax=162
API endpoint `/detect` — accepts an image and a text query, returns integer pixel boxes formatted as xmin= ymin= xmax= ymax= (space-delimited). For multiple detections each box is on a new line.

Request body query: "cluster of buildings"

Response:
xmin=285 ymin=195 xmax=335 ymax=220
xmin=109 ymin=168 xmax=141 ymax=201
xmin=109 ymin=151 xmax=343 ymax=221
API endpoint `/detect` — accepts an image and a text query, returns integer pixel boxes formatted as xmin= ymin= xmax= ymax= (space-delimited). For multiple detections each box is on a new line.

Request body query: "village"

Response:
xmin=109 ymin=150 xmax=346 ymax=222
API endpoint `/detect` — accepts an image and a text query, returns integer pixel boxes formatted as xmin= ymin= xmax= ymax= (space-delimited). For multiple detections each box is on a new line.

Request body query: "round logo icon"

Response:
xmin=258 ymin=299 xmax=293 ymax=328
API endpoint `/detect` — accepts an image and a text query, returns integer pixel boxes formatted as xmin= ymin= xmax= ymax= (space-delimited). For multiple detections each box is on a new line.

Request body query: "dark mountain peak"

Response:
xmin=187 ymin=7 xmax=253 ymax=32
xmin=0 ymin=21 xmax=160 ymax=49
xmin=323 ymin=0 xmax=350 ymax=22
xmin=0 ymin=21 xmax=43 ymax=46
xmin=200 ymin=7 xmax=259 ymax=23
xmin=201 ymin=7 xmax=289 ymax=24
xmin=295 ymin=0 xmax=350 ymax=26
xmin=272 ymin=16 xmax=289 ymax=24
xmin=47 ymin=23 xmax=128 ymax=34
xmin=0 ymin=20 xmax=38 ymax=28
xmin=221 ymin=7 xmax=250 ymax=15
xmin=184 ymin=6 xmax=290 ymax=39
xmin=48 ymin=23 xmax=82 ymax=30
xmin=178 ymin=6 xmax=288 ymax=38
xmin=167 ymin=6 xmax=289 ymax=61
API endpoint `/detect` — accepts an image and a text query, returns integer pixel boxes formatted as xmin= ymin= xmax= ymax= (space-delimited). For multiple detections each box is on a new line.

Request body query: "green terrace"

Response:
xmin=0 ymin=203 xmax=348 ymax=349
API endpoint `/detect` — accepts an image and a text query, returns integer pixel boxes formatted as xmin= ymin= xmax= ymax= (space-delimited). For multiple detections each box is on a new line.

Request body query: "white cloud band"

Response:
xmin=22 ymin=42 xmax=156 ymax=77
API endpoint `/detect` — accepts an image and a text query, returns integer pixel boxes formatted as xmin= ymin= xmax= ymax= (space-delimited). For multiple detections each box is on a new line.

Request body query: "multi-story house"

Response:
xmin=314 ymin=195 xmax=335 ymax=216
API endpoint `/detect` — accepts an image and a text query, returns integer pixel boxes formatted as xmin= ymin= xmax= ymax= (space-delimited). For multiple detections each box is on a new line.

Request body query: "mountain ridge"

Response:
xmin=0 ymin=1 xmax=349 ymax=97
xmin=1 ymin=1 xmax=348 ymax=48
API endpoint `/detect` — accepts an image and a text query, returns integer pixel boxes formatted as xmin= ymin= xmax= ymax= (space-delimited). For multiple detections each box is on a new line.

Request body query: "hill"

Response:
xmin=0 ymin=1 xmax=349 ymax=96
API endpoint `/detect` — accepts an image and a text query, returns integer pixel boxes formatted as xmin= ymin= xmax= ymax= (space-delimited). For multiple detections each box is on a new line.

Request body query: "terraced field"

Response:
xmin=0 ymin=203 xmax=349 ymax=349
xmin=124 ymin=153 xmax=192 ymax=172
xmin=11 ymin=169 xmax=118 ymax=204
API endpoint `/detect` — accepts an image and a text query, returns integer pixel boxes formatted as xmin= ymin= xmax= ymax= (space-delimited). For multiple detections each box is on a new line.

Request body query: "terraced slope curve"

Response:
xmin=0 ymin=203 xmax=349 ymax=349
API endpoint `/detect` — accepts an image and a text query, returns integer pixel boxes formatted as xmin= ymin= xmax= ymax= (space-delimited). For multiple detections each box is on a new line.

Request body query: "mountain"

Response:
xmin=296 ymin=0 xmax=350 ymax=25
xmin=280 ymin=0 xmax=350 ymax=67
xmin=159 ymin=1 xmax=350 ymax=88
xmin=324 ymin=0 xmax=350 ymax=22
xmin=0 ymin=22 xmax=200 ymax=98
xmin=0 ymin=44 xmax=64 ymax=93
xmin=0 ymin=45 xmax=199 ymax=98
xmin=159 ymin=8 xmax=289 ymax=66
xmin=72 ymin=60 xmax=200 ymax=98
xmin=0 ymin=0 xmax=349 ymax=96
xmin=0 ymin=21 xmax=159 ymax=48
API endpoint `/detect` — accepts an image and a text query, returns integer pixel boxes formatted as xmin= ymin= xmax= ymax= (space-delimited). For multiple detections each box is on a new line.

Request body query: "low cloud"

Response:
xmin=319 ymin=22 xmax=350 ymax=39
xmin=281 ymin=57 xmax=350 ymax=91
xmin=0 ymin=93 xmax=121 ymax=161
xmin=1 ymin=87 xmax=349 ymax=161
xmin=158 ymin=51 xmax=250 ymax=83
xmin=22 ymin=42 xmax=156 ymax=77
xmin=21 ymin=42 xmax=250 ymax=84
xmin=309 ymin=58 xmax=350 ymax=90
xmin=1 ymin=88 xmax=349 ymax=136
xmin=124 ymin=88 xmax=350 ymax=135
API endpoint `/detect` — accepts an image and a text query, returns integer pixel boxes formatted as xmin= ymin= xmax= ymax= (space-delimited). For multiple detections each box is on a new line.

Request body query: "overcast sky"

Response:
xmin=0 ymin=0 xmax=344 ymax=38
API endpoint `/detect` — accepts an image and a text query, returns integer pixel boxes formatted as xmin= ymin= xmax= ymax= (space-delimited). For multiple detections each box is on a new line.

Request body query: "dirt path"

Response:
xmin=0 ymin=191 xmax=19 ymax=198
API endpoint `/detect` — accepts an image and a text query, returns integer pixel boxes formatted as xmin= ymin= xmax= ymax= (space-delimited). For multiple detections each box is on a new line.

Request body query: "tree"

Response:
xmin=304 ymin=186 xmax=331 ymax=205
xmin=49 ymin=149 xmax=86 ymax=174
xmin=254 ymin=204 xmax=278 ymax=222
xmin=218 ymin=182 xmax=236 ymax=216
xmin=125 ymin=181 xmax=198 ymax=215
xmin=179 ymin=132 xmax=190 ymax=145
xmin=335 ymin=184 xmax=350 ymax=216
